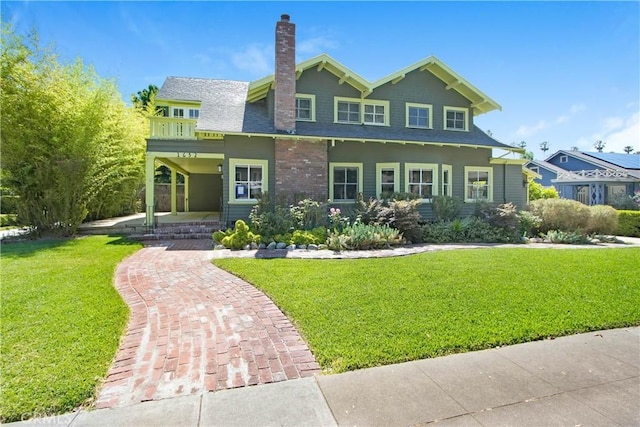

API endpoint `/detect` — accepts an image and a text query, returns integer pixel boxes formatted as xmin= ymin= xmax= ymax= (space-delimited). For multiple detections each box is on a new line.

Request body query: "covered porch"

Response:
xmin=145 ymin=151 xmax=225 ymax=226
xmin=553 ymin=169 xmax=636 ymax=205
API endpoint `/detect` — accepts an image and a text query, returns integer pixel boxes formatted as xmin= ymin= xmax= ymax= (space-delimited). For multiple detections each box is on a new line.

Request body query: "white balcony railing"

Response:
xmin=150 ymin=117 xmax=197 ymax=139
xmin=556 ymin=169 xmax=629 ymax=181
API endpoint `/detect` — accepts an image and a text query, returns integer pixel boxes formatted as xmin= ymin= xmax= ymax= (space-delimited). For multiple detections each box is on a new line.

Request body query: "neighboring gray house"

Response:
xmin=144 ymin=14 xmax=528 ymax=226
xmin=527 ymin=150 xmax=640 ymax=205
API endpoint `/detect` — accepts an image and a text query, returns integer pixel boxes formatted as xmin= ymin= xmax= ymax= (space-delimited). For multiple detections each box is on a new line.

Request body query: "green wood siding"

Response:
xmin=222 ymin=135 xmax=275 ymax=227
xmin=371 ymin=69 xmax=472 ymax=131
xmin=328 ymin=141 xmax=503 ymax=219
xmin=189 ymin=174 xmax=221 ymax=211
xmin=147 ymin=139 xmax=225 ymax=153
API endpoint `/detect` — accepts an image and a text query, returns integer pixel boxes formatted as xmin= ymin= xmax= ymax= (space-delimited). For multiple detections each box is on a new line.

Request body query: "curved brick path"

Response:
xmin=95 ymin=240 xmax=320 ymax=409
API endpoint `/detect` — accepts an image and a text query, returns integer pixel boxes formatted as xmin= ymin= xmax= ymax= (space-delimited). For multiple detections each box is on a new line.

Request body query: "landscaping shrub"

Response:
xmin=352 ymin=195 xmax=384 ymax=226
xmin=527 ymin=198 xmax=591 ymax=234
xmin=476 ymin=203 xmax=522 ymax=242
xmin=290 ymin=198 xmax=325 ymax=230
xmin=608 ymin=193 xmax=640 ymax=211
xmin=0 ymin=214 xmax=19 ymax=227
xmin=528 ymin=181 xmax=559 ymax=200
xmin=214 ymin=220 xmax=261 ymax=249
xmin=616 ymin=210 xmax=640 ymax=237
xmin=586 ymin=205 xmax=618 ymax=235
xmin=422 ymin=217 xmax=508 ymax=243
xmin=290 ymin=228 xmax=326 ymax=246
xmin=249 ymin=193 xmax=296 ymax=240
xmin=376 ymin=199 xmax=423 ymax=243
xmin=542 ymin=230 xmax=591 ymax=244
xmin=518 ymin=210 xmax=542 ymax=238
xmin=432 ymin=195 xmax=462 ymax=222
xmin=327 ymin=223 xmax=403 ymax=251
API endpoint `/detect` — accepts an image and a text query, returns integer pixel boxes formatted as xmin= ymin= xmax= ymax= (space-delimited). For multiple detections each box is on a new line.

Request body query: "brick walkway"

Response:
xmin=95 ymin=240 xmax=320 ymax=409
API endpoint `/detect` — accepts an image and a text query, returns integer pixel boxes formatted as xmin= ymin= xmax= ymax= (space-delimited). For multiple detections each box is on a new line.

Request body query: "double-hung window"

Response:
xmin=406 ymin=103 xmax=432 ymax=128
xmin=464 ymin=167 xmax=493 ymax=202
xmin=188 ymin=109 xmax=199 ymax=119
xmin=295 ymin=94 xmax=315 ymax=121
xmin=172 ymin=107 xmax=185 ymax=118
xmin=444 ymin=106 xmax=468 ymax=131
xmin=363 ymin=102 xmax=387 ymax=125
xmin=336 ymin=99 xmax=361 ymax=123
xmin=335 ymin=97 xmax=389 ymax=125
xmin=229 ymin=159 xmax=268 ymax=203
xmin=406 ymin=163 xmax=439 ymax=201
xmin=330 ymin=163 xmax=363 ymax=202
xmin=376 ymin=163 xmax=399 ymax=197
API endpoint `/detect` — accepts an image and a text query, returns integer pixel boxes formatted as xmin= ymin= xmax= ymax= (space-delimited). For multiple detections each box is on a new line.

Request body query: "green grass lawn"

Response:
xmin=0 ymin=236 xmax=142 ymax=423
xmin=214 ymin=247 xmax=640 ymax=373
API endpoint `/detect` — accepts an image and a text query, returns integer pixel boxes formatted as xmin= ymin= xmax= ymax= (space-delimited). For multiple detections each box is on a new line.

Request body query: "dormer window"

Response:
xmin=444 ymin=106 xmax=468 ymax=131
xmin=335 ymin=97 xmax=389 ymax=126
xmin=295 ymin=94 xmax=316 ymax=121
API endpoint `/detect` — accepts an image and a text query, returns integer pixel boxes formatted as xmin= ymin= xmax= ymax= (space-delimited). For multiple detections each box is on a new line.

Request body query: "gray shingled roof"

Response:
xmin=525 ymin=159 xmax=566 ymax=174
xmin=157 ymin=76 xmax=513 ymax=149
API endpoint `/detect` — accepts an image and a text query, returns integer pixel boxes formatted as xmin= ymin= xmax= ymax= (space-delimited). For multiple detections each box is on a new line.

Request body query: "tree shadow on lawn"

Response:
xmin=0 ymin=234 xmax=138 ymax=258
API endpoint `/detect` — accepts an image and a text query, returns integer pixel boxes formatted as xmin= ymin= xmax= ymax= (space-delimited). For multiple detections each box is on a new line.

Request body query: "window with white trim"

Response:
xmin=330 ymin=163 xmax=363 ymax=202
xmin=406 ymin=103 xmax=432 ymax=128
xmin=405 ymin=163 xmax=439 ymax=201
xmin=336 ymin=99 xmax=361 ymax=123
xmin=559 ymin=155 xmax=568 ymax=163
xmin=188 ymin=109 xmax=199 ymax=119
xmin=229 ymin=159 xmax=268 ymax=203
xmin=295 ymin=94 xmax=315 ymax=121
xmin=376 ymin=163 xmax=399 ymax=197
xmin=529 ymin=166 xmax=539 ymax=174
xmin=442 ymin=164 xmax=452 ymax=197
xmin=172 ymin=107 xmax=185 ymax=118
xmin=335 ymin=97 xmax=389 ymax=126
xmin=444 ymin=106 xmax=468 ymax=131
xmin=465 ymin=167 xmax=493 ymax=202
xmin=363 ymin=102 xmax=387 ymax=125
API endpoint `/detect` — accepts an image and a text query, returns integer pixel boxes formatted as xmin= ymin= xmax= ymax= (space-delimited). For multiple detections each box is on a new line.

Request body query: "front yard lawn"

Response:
xmin=0 ymin=236 xmax=142 ymax=423
xmin=213 ymin=247 xmax=640 ymax=373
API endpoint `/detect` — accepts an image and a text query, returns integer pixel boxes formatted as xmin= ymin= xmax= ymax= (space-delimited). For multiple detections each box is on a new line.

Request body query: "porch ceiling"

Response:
xmin=157 ymin=157 xmax=222 ymax=175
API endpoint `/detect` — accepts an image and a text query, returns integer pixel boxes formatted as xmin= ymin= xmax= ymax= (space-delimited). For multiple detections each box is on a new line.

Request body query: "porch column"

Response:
xmin=184 ymin=174 xmax=190 ymax=212
xmin=171 ymin=168 xmax=177 ymax=215
xmin=145 ymin=154 xmax=156 ymax=226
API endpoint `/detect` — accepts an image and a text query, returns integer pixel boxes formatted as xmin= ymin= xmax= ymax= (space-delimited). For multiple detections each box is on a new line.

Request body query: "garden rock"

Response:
xmin=258 ymin=243 xmax=267 ymax=249
xmin=286 ymin=245 xmax=296 ymax=251
xmin=214 ymin=244 xmax=226 ymax=250
xmin=308 ymin=244 xmax=319 ymax=250
xmin=276 ymin=242 xmax=287 ymax=249
xmin=250 ymin=242 xmax=259 ymax=250
xmin=298 ymin=244 xmax=307 ymax=250
xmin=267 ymin=242 xmax=277 ymax=250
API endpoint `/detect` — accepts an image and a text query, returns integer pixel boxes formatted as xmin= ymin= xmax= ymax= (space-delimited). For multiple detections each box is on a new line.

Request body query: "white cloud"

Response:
xmin=604 ymin=112 xmax=639 ymax=152
xmin=297 ymin=36 xmax=339 ymax=56
xmin=569 ymin=103 xmax=586 ymax=114
xmin=515 ymin=103 xmax=587 ymax=138
xmin=573 ymin=112 xmax=639 ymax=153
xmin=193 ymin=53 xmax=211 ymax=65
xmin=515 ymin=120 xmax=549 ymax=138
xmin=231 ymin=43 xmax=273 ymax=76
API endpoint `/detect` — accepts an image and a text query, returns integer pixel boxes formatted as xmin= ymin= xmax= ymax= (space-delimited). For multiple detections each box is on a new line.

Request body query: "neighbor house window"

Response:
xmin=464 ymin=167 xmax=493 ymax=202
xmin=559 ymin=155 xmax=568 ymax=163
xmin=529 ymin=166 xmax=539 ymax=174
xmin=442 ymin=164 xmax=452 ymax=197
xmin=330 ymin=163 xmax=363 ymax=202
xmin=444 ymin=106 xmax=468 ymax=131
xmin=229 ymin=159 xmax=269 ymax=203
xmin=406 ymin=103 xmax=432 ymax=128
xmin=295 ymin=94 xmax=316 ymax=121
xmin=376 ymin=163 xmax=400 ymax=197
xmin=335 ymin=97 xmax=389 ymax=125
xmin=405 ymin=163 xmax=439 ymax=201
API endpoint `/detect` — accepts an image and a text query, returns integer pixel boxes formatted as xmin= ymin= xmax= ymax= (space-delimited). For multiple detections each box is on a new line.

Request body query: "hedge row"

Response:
xmin=616 ymin=210 xmax=640 ymax=237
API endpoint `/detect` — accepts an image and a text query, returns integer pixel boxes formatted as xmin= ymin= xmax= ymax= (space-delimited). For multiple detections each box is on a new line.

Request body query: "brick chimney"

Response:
xmin=274 ymin=14 xmax=296 ymax=133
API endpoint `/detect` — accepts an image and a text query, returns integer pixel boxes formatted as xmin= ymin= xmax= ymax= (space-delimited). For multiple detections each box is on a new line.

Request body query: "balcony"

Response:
xmin=150 ymin=117 xmax=197 ymax=139
xmin=556 ymin=169 xmax=629 ymax=181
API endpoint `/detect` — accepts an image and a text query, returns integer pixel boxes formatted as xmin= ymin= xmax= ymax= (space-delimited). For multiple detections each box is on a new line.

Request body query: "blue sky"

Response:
xmin=3 ymin=1 xmax=639 ymax=159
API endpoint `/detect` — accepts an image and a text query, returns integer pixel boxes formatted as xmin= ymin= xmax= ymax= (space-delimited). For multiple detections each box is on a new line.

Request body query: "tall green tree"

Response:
xmin=131 ymin=84 xmax=158 ymax=110
xmin=1 ymin=24 xmax=147 ymax=235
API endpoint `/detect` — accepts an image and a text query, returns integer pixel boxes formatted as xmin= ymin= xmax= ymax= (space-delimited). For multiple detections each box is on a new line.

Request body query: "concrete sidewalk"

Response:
xmin=12 ymin=327 xmax=639 ymax=427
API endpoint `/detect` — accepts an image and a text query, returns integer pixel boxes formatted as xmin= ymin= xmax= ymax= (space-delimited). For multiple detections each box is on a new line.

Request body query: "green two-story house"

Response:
xmin=145 ymin=14 xmax=527 ymax=227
